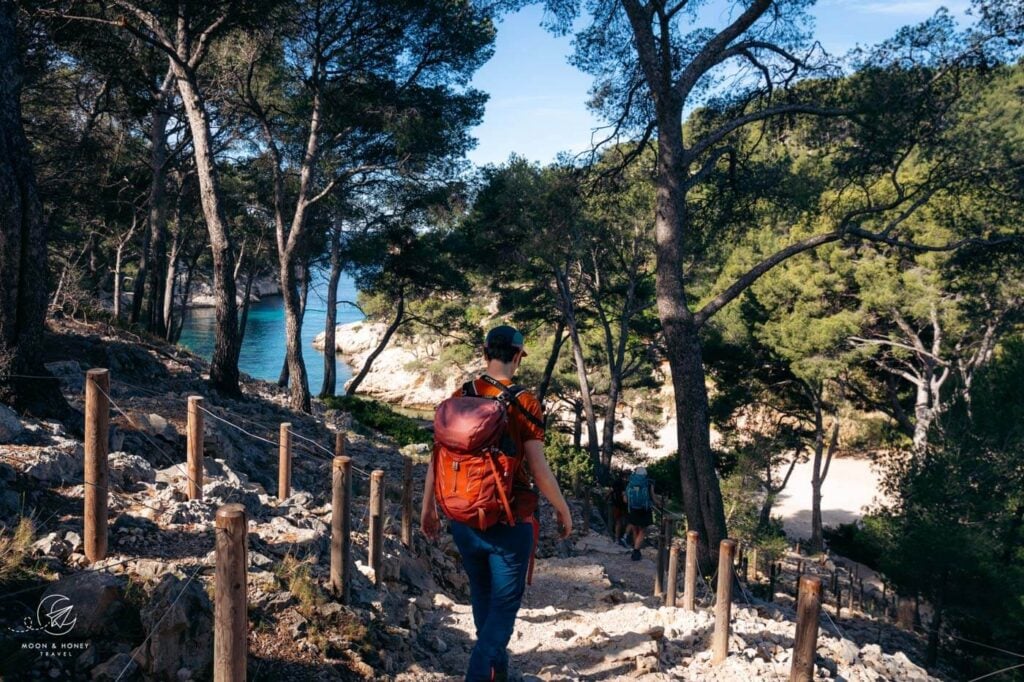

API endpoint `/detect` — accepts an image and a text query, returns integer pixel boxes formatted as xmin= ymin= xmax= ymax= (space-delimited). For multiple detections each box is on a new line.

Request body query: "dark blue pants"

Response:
xmin=450 ymin=519 xmax=533 ymax=681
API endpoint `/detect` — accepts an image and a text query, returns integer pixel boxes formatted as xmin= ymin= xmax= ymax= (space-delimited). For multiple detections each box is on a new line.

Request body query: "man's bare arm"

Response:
xmin=524 ymin=440 xmax=573 ymax=538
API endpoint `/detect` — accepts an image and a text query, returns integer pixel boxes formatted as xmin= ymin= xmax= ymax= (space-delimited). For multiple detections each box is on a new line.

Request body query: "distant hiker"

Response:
xmin=609 ymin=469 xmax=628 ymax=546
xmin=421 ymin=324 xmax=573 ymax=682
xmin=624 ymin=466 xmax=656 ymax=561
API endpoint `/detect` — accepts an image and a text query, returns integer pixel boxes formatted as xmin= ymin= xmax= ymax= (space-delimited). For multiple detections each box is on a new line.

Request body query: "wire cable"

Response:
xmin=114 ymin=560 xmax=206 ymax=681
xmin=196 ymin=404 xmax=278 ymax=448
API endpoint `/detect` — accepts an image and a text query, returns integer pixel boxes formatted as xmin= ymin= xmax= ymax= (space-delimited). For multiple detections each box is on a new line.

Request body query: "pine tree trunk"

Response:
xmin=573 ymin=401 xmax=583 ymax=449
xmin=162 ymin=231 xmax=179 ymax=341
xmin=280 ymin=259 xmax=311 ymax=412
xmin=238 ymin=266 xmax=256 ymax=347
xmin=113 ymin=242 xmax=125 ymax=321
xmin=554 ymin=269 xmax=601 ymax=476
xmin=131 ymin=67 xmax=173 ymax=327
xmin=912 ymin=379 xmax=934 ymax=452
xmin=347 ymin=291 xmax=404 ymax=396
xmin=0 ymin=4 xmax=67 ymax=416
xmin=145 ymin=70 xmax=173 ymax=336
xmin=651 ymin=112 xmax=727 ymax=566
xmin=537 ymin=318 xmax=564 ymax=404
xmin=810 ymin=404 xmax=825 ymax=553
xmin=170 ymin=249 xmax=200 ymax=344
xmin=172 ymin=69 xmax=240 ymax=395
xmin=319 ymin=231 xmax=343 ymax=398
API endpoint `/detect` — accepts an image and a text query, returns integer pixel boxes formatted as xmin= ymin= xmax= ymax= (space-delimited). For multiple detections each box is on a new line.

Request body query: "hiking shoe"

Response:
xmin=630 ymin=548 xmax=641 ymax=561
xmin=617 ymin=536 xmax=629 ymax=548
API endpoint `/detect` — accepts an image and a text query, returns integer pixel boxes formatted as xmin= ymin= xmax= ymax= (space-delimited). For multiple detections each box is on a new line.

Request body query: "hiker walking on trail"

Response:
xmin=421 ymin=324 xmax=573 ymax=682
xmin=624 ymin=466 xmax=657 ymax=561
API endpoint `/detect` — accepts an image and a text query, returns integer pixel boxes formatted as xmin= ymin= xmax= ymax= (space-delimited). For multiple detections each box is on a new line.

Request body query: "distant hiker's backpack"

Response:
xmin=432 ymin=376 xmax=544 ymax=531
xmin=626 ymin=471 xmax=652 ymax=511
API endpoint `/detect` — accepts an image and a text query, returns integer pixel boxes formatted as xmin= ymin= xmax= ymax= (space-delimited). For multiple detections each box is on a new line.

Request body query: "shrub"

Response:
xmin=544 ymin=431 xmax=594 ymax=491
xmin=323 ymin=395 xmax=433 ymax=447
xmin=822 ymin=516 xmax=892 ymax=569
xmin=647 ymin=454 xmax=682 ymax=502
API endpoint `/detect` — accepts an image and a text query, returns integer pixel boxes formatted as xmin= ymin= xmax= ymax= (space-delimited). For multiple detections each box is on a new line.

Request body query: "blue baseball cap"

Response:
xmin=485 ymin=325 xmax=528 ymax=356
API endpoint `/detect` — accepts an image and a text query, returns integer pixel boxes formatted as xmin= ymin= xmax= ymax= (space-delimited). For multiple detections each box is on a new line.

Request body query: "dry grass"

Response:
xmin=0 ymin=517 xmax=36 ymax=584
xmin=274 ymin=553 xmax=325 ymax=617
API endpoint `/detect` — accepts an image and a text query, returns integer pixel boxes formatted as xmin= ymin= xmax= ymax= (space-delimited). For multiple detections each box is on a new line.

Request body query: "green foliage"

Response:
xmin=821 ymin=516 xmax=892 ymax=568
xmin=646 ymin=454 xmax=682 ymax=504
xmin=862 ymin=338 xmax=1024 ymax=676
xmin=543 ymin=431 xmax=594 ymax=491
xmin=323 ymin=396 xmax=432 ymax=446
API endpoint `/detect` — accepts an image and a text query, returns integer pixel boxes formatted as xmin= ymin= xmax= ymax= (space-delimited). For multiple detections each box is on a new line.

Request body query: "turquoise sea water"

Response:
xmin=178 ymin=271 xmax=364 ymax=391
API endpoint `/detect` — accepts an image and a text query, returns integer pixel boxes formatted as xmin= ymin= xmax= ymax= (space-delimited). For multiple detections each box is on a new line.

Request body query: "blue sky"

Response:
xmin=466 ymin=0 xmax=972 ymax=167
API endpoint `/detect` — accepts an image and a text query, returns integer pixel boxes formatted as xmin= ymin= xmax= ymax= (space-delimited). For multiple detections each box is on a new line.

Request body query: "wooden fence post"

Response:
xmin=401 ymin=457 xmax=413 ymax=548
xmin=278 ymin=423 xmax=292 ymax=502
xmin=330 ymin=455 xmax=352 ymax=603
xmin=84 ymin=368 xmax=109 ymax=563
xmin=712 ymin=538 xmax=737 ymax=665
xmin=214 ymin=503 xmax=247 ymax=682
xmin=747 ymin=547 xmax=759 ymax=583
xmin=682 ymin=530 xmax=698 ymax=611
xmin=665 ymin=542 xmax=680 ymax=607
xmin=790 ymin=575 xmax=822 ymax=682
xmin=187 ymin=396 xmax=204 ymax=500
xmin=655 ymin=518 xmax=669 ymax=596
xmin=369 ymin=469 xmax=384 ymax=586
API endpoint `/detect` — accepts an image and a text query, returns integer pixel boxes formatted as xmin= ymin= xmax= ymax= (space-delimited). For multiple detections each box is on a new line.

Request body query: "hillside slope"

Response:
xmin=0 ymin=320 xmax=944 ymax=681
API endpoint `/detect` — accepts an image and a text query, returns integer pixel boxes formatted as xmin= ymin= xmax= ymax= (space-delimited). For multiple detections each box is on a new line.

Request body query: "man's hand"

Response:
xmin=421 ymin=505 xmax=440 ymax=541
xmin=555 ymin=504 xmax=573 ymax=539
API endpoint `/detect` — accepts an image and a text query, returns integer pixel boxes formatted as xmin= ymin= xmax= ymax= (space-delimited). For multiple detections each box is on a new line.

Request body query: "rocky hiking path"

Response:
xmin=400 ymin=529 xmax=945 ymax=681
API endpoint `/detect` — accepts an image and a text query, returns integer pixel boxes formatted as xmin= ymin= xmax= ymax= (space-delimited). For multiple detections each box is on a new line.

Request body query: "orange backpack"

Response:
xmin=432 ymin=377 xmax=542 ymax=531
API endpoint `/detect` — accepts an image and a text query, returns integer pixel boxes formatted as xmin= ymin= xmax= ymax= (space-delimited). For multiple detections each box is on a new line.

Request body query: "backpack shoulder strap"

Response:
xmin=462 ymin=380 xmax=478 ymax=397
xmin=479 ymin=375 xmax=545 ymax=430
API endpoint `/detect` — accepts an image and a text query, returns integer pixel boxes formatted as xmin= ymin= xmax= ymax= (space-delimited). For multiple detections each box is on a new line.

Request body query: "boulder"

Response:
xmin=19 ymin=436 xmax=84 ymax=483
xmin=166 ymin=500 xmax=215 ymax=525
xmin=44 ymin=360 xmax=82 ymax=377
xmin=135 ymin=414 xmax=178 ymax=442
xmin=32 ymin=532 xmax=71 ymax=560
xmin=41 ymin=571 xmax=128 ymax=638
xmin=202 ymin=482 xmax=263 ymax=519
xmin=137 ymin=574 xmax=213 ymax=682
xmin=108 ymin=451 xmax=156 ymax=488
xmin=0 ymin=403 xmax=24 ymax=443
